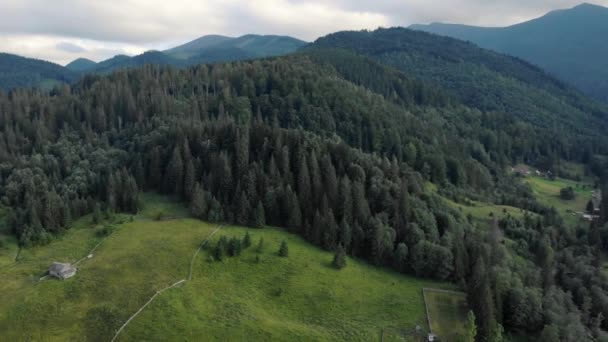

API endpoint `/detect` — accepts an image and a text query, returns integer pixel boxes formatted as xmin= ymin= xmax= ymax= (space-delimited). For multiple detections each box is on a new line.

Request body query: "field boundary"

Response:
xmin=110 ymin=224 xmax=222 ymax=341
xmin=422 ymin=287 xmax=467 ymax=338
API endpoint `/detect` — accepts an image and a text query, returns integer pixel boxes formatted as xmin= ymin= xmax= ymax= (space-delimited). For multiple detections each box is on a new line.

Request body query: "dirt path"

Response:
xmin=110 ymin=225 xmax=222 ymax=342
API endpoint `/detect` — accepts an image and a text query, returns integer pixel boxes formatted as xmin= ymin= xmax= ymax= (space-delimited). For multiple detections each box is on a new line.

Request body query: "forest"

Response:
xmin=1 ymin=28 xmax=608 ymax=341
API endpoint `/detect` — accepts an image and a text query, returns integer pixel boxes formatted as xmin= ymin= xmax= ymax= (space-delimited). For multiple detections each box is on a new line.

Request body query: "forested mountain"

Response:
xmin=165 ymin=34 xmax=306 ymax=60
xmin=2 ymin=43 xmax=608 ymax=340
xmin=410 ymin=3 xmax=608 ymax=102
xmin=73 ymin=34 xmax=306 ymax=74
xmin=307 ymin=27 xmax=608 ymax=136
xmin=2 ymin=25 xmax=608 ymax=341
xmin=65 ymin=58 xmax=97 ymax=72
xmin=0 ymin=53 xmax=76 ymax=91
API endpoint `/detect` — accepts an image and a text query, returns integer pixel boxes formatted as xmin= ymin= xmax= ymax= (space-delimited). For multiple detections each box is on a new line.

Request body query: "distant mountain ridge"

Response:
xmin=68 ymin=34 xmax=307 ymax=74
xmin=410 ymin=3 xmax=608 ymax=101
xmin=0 ymin=53 xmax=77 ymax=91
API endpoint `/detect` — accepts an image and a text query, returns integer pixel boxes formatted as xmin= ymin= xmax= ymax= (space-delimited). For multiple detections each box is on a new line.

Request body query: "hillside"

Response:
xmin=1 ymin=32 xmax=608 ymax=340
xmin=0 ymin=195 xmax=453 ymax=341
xmin=65 ymin=58 xmax=97 ymax=72
xmin=307 ymin=27 xmax=608 ymax=137
xmin=166 ymin=34 xmax=306 ymax=60
xmin=410 ymin=3 xmax=608 ymax=102
xmin=0 ymin=53 xmax=76 ymax=91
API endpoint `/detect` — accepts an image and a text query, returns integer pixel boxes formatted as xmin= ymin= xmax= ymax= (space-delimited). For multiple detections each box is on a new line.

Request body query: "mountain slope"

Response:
xmin=306 ymin=27 xmax=608 ymax=135
xmin=410 ymin=3 xmax=608 ymax=101
xmin=164 ymin=34 xmax=233 ymax=59
xmin=165 ymin=34 xmax=306 ymax=60
xmin=66 ymin=58 xmax=97 ymax=72
xmin=0 ymin=53 xmax=77 ymax=91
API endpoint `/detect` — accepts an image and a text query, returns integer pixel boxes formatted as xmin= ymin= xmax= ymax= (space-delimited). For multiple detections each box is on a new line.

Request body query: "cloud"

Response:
xmin=0 ymin=0 xmax=607 ymax=64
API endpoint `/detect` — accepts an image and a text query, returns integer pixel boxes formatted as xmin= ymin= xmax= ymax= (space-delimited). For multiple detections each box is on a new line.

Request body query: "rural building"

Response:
xmin=48 ymin=262 xmax=77 ymax=280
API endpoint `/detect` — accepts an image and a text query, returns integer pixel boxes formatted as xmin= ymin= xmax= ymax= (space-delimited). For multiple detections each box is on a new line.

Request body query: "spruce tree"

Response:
xmin=243 ymin=231 xmax=252 ymax=249
xmin=256 ymin=237 xmax=265 ymax=253
xmin=278 ymin=240 xmax=289 ymax=257
xmin=253 ymin=201 xmax=266 ymax=228
xmin=332 ymin=244 xmax=347 ymax=269
xmin=191 ymin=183 xmax=208 ymax=219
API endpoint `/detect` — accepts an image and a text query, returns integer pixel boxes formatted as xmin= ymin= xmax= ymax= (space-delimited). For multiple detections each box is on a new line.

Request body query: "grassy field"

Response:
xmin=524 ymin=175 xmax=594 ymax=225
xmin=0 ymin=194 xmax=460 ymax=341
xmin=424 ymin=289 xmax=469 ymax=340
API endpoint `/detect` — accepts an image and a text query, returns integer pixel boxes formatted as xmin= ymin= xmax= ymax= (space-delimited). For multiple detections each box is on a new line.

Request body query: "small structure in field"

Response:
xmin=48 ymin=262 xmax=77 ymax=280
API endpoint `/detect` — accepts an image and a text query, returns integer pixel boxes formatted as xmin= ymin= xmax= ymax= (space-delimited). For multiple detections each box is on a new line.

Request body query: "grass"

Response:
xmin=0 ymin=194 xmax=457 ymax=341
xmin=524 ymin=175 xmax=594 ymax=225
xmin=424 ymin=289 xmax=469 ymax=340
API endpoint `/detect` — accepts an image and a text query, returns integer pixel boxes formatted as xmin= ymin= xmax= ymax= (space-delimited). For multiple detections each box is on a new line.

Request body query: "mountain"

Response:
xmin=80 ymin=34 xmax=307 ymax=74
xmin=410 ymin=3 xmax=608 ymax=102
xmin=165 ymin=34 xmax=307 ymax=60
xmin=164 ymin=34 xmax=235 ymax=59
xmin=0 ymin=53 xmax=76 ymax=91
xmin=306 ymin=27 xmax=608 ymax=134
xmin=2 ymin=26 xmax=608 ymax=341
xmin=65 ymin=58 xmax=97 ymax=72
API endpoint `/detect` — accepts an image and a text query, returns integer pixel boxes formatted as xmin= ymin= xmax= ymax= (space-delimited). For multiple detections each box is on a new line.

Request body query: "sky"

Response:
xmin=0 ymin=0 xmax=607 ymax=65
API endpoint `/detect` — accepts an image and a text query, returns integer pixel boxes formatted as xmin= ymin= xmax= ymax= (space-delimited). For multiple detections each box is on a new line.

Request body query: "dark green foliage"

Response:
xmin=242 ymin=232 xmax=252 ymax=249
xmin=256 ymin=237 xmax=265 ymax=253
xmin=227 ymin=237 xmax=242 ymax=257
xmin=411 ymin=4 xmax=608 ymax=102
xmin=0 ymin=53 xmax=77 ymax=91
xmin=587 ymin=200 xmax=595 ymax=214
xmin=559 ymin=187 xmax=576 ymax=200
xmin=214 ymin=236 xmax=227 ymax=261
xmin=332 ymin=244 xmax=347 ymax=270
xmin=278 ymin=240 xmax=289 ymax=257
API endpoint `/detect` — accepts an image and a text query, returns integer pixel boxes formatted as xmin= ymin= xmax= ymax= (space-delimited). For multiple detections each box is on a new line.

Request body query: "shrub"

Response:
xmin=278 ymin=240 xmax=289 ymax=257
xmin=559 ymin=187 xmax=575 ymax=200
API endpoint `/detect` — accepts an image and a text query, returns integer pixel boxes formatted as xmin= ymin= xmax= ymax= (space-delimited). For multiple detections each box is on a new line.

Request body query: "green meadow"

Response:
xmin=0 ymin=194 xmax=460 ymax=341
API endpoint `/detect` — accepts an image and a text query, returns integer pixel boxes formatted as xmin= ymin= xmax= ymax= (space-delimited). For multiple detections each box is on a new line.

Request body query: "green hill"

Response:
xmin=410 ymin=3 xmax=608 ymax=102
xmin=0 ymin=195 xmax=452 ymax=341
xmin=306 ymin=27 xmax=608 ymax=138
xmin=65 ymin=58 xmax=97 ymax=72
xmin=166 ymin=34 xmax=306 ymax=60
xmin=0 ymin=53 xmax=77 ymax=91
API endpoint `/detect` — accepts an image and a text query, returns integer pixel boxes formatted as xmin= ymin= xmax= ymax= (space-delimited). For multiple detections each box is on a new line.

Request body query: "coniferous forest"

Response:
xmin=2 ymin=28 xmax=608 ymax=341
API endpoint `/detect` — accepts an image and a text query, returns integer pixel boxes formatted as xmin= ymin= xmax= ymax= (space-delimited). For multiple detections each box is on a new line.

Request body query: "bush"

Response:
xmin=278 ymin=240 xmax=289 ymax=257
xmin=96 ymin=224 xmax=117 ymax=237
xmin=154 ymin=210 xmax=165 ymax=221
xmin=332 ymin=244 xmax=347 ymax=270
xmin=559 ymin=187 xmax=575 ymax=200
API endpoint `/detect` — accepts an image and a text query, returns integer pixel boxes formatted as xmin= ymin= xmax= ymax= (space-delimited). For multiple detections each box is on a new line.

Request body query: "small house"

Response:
xmin=48 ymin=262 xmax=77 ymax=280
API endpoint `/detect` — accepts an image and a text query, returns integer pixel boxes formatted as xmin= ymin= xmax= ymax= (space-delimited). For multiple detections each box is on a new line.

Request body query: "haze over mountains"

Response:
xmin=0 ymin=34 xmax=305 ymax=91
xmin=410 ymin=3 xmax=608 ymax=101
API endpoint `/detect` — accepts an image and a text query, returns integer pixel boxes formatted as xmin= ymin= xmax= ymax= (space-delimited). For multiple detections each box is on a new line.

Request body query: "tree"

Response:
xmin=587 ymin=200 xmax=595 ymax=214
xmin=463 ymin=310 xmax=477 ymax=342
xmin=278 ymin=240 xmax=289 ymax=257
xmin=227 ymin=237 xmax=242 ymax=256
xmin=393 ymin=242 xmax=409 ymax=273
xmin=191 ymin=183 xmax=208 ymax=219
xmin=243 ymin=231 xmax=252 ymax=249
xmin=559 ymin=187 xmax=575 ymax=200
xmin=252 ymin=201 xmax=266 ymax=228
xmin=256 ymin=237 xmax=265 ymax=253
xmin=332 ymin=244 xmax=347 ymax=269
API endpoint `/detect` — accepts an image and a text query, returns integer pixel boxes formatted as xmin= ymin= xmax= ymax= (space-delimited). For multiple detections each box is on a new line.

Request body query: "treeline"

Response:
xmin=1 ymin=55 xmax=608 ymax=341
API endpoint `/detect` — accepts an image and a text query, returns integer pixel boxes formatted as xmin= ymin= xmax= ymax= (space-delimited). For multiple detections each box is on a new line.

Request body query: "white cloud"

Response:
xmin=0 ymin=0 xmax=606 ymax=64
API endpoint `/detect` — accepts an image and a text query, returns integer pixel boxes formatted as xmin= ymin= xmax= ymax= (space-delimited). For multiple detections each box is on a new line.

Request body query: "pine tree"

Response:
xmin=464 ymin=310 xmax=477 ymax=342
xmin=166 ymin=146 xmax=184 ymax=195
xmin=256 ymin=237 xmax=265 ymax=253
xmin=92 ymin=202 xmax=102 ymax=224
xmin=191 ymin=183 xmax=208 ymax=219
xmin=332 ymin=244 xmax=347 ymax=269
xmin=243 ymin=231 xmax=252 ymax=249
xmin=183 ymin=158 xmax=196 ymax=201
xmin=253 ymin=201 xmax=266 ymax=228
xmin=278 ymin=240 xmax=289 ymax=257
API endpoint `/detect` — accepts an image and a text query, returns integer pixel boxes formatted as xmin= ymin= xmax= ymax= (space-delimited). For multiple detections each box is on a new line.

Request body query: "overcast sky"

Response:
xmin=0 ymin=0 xmax=606 ymax=65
